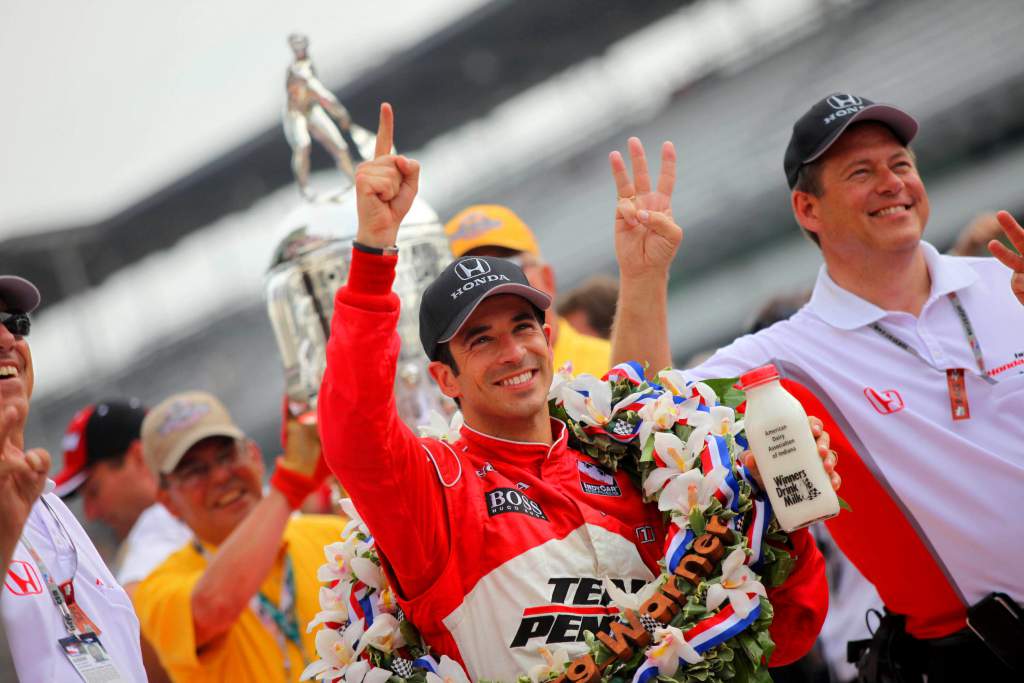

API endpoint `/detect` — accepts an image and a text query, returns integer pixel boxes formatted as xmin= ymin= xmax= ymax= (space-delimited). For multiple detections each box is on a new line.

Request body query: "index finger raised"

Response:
xmin=374 ymin=102 xmax=394 ymax=159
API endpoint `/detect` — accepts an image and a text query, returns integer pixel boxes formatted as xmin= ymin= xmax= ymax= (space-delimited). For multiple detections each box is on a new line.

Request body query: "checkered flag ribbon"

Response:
xmin=640 ymin=614 xmax=663 ymax=634
xmin=391 ymin=657 xmax=415 ymax=677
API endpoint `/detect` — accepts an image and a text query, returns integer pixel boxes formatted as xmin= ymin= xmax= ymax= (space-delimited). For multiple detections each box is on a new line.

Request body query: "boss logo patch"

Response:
xmin=485 ymin=487 xmax=548 ymax=520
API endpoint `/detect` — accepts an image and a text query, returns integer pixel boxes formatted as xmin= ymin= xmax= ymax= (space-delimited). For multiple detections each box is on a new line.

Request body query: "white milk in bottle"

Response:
xmin=739 ymin=364 xmax=839 ymax=532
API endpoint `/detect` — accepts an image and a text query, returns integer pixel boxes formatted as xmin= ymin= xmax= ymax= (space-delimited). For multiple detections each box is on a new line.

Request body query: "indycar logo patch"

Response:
xmin=485 ymin=487 xmax=548 ymax=521
xmin=577 ymin=460 xmax=621 ymax=497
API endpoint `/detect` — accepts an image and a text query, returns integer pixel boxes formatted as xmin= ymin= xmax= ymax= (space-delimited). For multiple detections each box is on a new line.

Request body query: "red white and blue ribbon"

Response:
xmin=700 ymin=435 xmax=740 ymax=513
xmin=348 ymin=580 xmax=382 ymax=627
xmin=744 ymin=495 xmax=773 ymax=570
xmin=663 ymin=520 xmax=695 ymax=574
xmin=412 ymin=655 xmax=439 ymax=672
xmin=631 ymin=595 xmax=763 ymax=682
xmin=603 ymin=361 xmax=647 ymax=385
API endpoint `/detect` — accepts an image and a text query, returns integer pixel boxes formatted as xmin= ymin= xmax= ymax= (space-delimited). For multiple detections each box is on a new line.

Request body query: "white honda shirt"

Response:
xmin=689 ymin=242 xmax=1024 ymax=612
xmin=3 ymin=490 xmax=147 ymax=681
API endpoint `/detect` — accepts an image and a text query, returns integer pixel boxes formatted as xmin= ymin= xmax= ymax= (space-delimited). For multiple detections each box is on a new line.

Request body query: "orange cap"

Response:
xmin=444 ymin=205 xmax=541 ymax=258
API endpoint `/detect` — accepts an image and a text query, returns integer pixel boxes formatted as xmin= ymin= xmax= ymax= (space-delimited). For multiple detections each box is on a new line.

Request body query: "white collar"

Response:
xmin=806 ymin=241 xmax=979 ymax=330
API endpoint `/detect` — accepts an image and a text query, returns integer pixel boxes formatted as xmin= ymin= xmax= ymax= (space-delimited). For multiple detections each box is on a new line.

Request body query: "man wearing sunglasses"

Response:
xmin=1 ymin=275 xmax=148 ymax=681
xmin=132 ymin=391 xmax=344 ymax=682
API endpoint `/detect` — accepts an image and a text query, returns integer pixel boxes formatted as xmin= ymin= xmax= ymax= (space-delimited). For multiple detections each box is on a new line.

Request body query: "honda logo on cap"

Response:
xmin=454 ymin=258 xmax=492 ymax=281
xmin=827 ymin=94 xmax=863 ymax=109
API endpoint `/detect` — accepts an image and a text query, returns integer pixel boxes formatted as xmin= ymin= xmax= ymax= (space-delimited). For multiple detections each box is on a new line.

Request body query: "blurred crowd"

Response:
xmin=2 ymin=90 xmax=1022 ymax=683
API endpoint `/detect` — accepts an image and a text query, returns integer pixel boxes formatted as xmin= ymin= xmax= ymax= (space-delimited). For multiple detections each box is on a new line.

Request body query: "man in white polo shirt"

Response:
xmin=0 ymin=274 xmax=146 ymax=681
xmin=611 ymin=94 xmax=1024 ymax=680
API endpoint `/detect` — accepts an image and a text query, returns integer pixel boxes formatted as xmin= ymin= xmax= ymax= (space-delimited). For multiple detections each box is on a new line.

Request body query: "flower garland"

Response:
xmin=302 ymin=362 xmax=799 ymax=683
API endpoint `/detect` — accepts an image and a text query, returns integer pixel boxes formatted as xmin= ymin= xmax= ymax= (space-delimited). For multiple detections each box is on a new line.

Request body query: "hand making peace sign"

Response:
xmin=609 ymin=137 xmax=683 ymax=280
xmin=354 ymin=103 xmax=421 ymax=249
xmin=988 ymin=210 xmax=1024 ymax=306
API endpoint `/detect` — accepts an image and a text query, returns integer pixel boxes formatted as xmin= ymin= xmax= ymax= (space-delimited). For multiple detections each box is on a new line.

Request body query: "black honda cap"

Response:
xmin=419 ymin=256 xmax=551 ymax=361
xmin=784 ymin=93 xmax=918 ymax=189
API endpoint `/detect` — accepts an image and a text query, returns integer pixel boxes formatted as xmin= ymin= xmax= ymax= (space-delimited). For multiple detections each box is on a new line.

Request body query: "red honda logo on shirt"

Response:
xmin=863 ymin=387 xmax=905 ymax=415
xmin=5 ymin=561 xmax=43 ymax=596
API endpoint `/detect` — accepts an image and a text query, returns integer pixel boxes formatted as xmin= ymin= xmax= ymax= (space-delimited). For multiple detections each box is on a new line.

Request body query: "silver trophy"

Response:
xmin=283 ymin=33 xmax=377 ymax=201
xmin=266 ymin=44 xmax=452 ymax=426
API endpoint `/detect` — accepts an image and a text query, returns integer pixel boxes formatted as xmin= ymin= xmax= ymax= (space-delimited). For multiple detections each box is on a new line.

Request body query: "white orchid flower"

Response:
xmin=350 ymin=556 xmax=385 ymax=591
xmin=562 ymin=374 xmax=648 ymax=427
xmin=528 ymin=645 xmax=571 ymax=682
xmin=705 ymin=548 xmax=767 ymax=619
xmin=547 ymin=362 xmax=576 ymax=405
xmin=425 ymin=655 xmax=472 ymax=683
xmin=343 ymin=660 xmax=393 ymax=683
xmin=300 ymin=619 xmax=366 ymax=680
xmin=657 ymin=468 xmax=726 ymax=521
xmin=646 ymin=625 xmax=703 ymax=673
xmin=337 ymin=498 xmax=372 ymax=544
xmin=688 ymin=405 xmax=742 ymax=441
xmin=306 ymin=583 xmax=350 ymax=633
xmin=601 ymin=577 xmax=661 ymax=613
xmin=643 ymin=431 xmax=699 ymax=496
xmin=657 ymin=368 xmax=690 ymax=396
xmin=317 ymin=535 xmax=362 ymax=583
xmin=359 ymin=613 xmax=405 ymax=653
xmin=417 ymin=410 xmax=464 ymax=442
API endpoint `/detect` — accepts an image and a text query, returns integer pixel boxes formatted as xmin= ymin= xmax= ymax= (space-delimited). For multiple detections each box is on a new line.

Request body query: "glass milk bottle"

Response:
xmin=739 ymin=364 xmax=839 ymax=532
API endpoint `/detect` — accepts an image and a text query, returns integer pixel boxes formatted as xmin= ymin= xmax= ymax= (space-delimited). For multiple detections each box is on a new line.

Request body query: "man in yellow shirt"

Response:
xmin=133 ymin=391 xmax=343 ymax=682
xmin=445 ymin=204 xmax=612 ymax=377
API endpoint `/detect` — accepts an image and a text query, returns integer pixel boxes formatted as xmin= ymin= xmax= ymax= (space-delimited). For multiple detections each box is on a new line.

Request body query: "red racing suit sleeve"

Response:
xmin=318 ymin=248 xmax=451 ymax=599
xmin=764 ymin=526 xmax=829 ymax=667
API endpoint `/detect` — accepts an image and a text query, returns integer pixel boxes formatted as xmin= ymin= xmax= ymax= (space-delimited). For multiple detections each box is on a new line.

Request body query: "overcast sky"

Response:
xmin=0 ymin=0 xmax=485 ymax=238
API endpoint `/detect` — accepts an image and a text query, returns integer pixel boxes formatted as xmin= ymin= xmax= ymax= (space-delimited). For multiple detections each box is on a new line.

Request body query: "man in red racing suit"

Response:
xmin=319 ymin=104 xmax=830 ymax=680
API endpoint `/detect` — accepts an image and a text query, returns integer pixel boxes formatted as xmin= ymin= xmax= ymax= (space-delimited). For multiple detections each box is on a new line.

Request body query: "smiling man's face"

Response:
xmin=158 ymin=436 xmax=264 ymax=545
xmin=0 ymin=299 xmax=34 ymax=440
xmin=803 ymin=122 xmax=930 ymax=257
xmin=432 ymin=294 xmax=553 ymax=435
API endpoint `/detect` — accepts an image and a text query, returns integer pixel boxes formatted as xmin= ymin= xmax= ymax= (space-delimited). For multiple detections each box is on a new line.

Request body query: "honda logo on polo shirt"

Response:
xmin=454 ymin=258 xmax=492 ymax=280
xmin=863 ymin=387 xmax=905 ymax=415
xmin=827 ymin=94 xmax=863 ymax=109
xmin=5 ymin=561 xmax=43 ymax=596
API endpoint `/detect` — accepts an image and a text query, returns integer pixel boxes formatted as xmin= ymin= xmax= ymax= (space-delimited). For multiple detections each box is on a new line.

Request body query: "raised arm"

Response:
xmin=318 ymin=104 xmax=450 ymax=598
xmin=988 ymin=210 xmax=1024 ymax=306
xmin=608 ymin=137 xmax=683 ymax=373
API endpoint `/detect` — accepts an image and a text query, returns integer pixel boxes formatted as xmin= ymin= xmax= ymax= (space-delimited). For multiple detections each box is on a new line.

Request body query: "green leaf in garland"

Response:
xmin=689 ymin=506 xmax=706 ymax=537
xmin=737 ymin=632 xmax=763 ymax=665
xmin=700 ymin=378 xmax=746 ymax=409
xmin=640 ymin=433 xmax=655 ymax=463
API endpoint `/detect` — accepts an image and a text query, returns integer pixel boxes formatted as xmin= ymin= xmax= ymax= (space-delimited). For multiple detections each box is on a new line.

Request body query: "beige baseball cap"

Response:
xmin=141 ymin=391 xmax=245 ymax=475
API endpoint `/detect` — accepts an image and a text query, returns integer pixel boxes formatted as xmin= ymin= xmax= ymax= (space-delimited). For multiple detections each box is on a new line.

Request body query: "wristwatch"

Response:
xmin=353 ymin=241 xmax=399 ymax=256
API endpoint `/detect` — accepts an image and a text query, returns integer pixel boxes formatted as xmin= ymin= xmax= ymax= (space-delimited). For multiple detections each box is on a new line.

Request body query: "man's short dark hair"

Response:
xmin=793 ymin=160 xmax=825 ymax=247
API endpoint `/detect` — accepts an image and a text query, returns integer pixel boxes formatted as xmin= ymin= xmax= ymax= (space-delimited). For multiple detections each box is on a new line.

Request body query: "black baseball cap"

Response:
xmin=0 ymin=275 xmax=40 ymax=313
xmin=419 ymin=256 xmax=551 ymax=361
xmin=54 ymin=399 xmax=147 ymax=497
xmin=784 ymin=93 xmax=918 ymax=189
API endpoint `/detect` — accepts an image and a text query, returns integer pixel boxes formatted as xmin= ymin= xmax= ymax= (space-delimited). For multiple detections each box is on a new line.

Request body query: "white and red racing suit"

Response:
xmin=319 ymin=249 xmax=828 ymax=679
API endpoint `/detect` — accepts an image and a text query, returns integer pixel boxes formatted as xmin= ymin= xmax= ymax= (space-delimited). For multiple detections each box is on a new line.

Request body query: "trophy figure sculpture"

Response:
xmin=283 ymin=33 xmax=367 ymax=200
xmin=267 ymin=37 xmax=452 ymax=427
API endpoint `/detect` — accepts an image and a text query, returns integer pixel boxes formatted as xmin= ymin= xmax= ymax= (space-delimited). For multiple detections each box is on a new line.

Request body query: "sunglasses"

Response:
xmin=0 ymin=312 xmax=30 ymax=338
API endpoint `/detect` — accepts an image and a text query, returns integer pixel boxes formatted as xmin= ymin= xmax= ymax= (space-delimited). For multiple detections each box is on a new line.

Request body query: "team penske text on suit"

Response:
xmin=318 ymin=249 xmax=829 ymax=679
